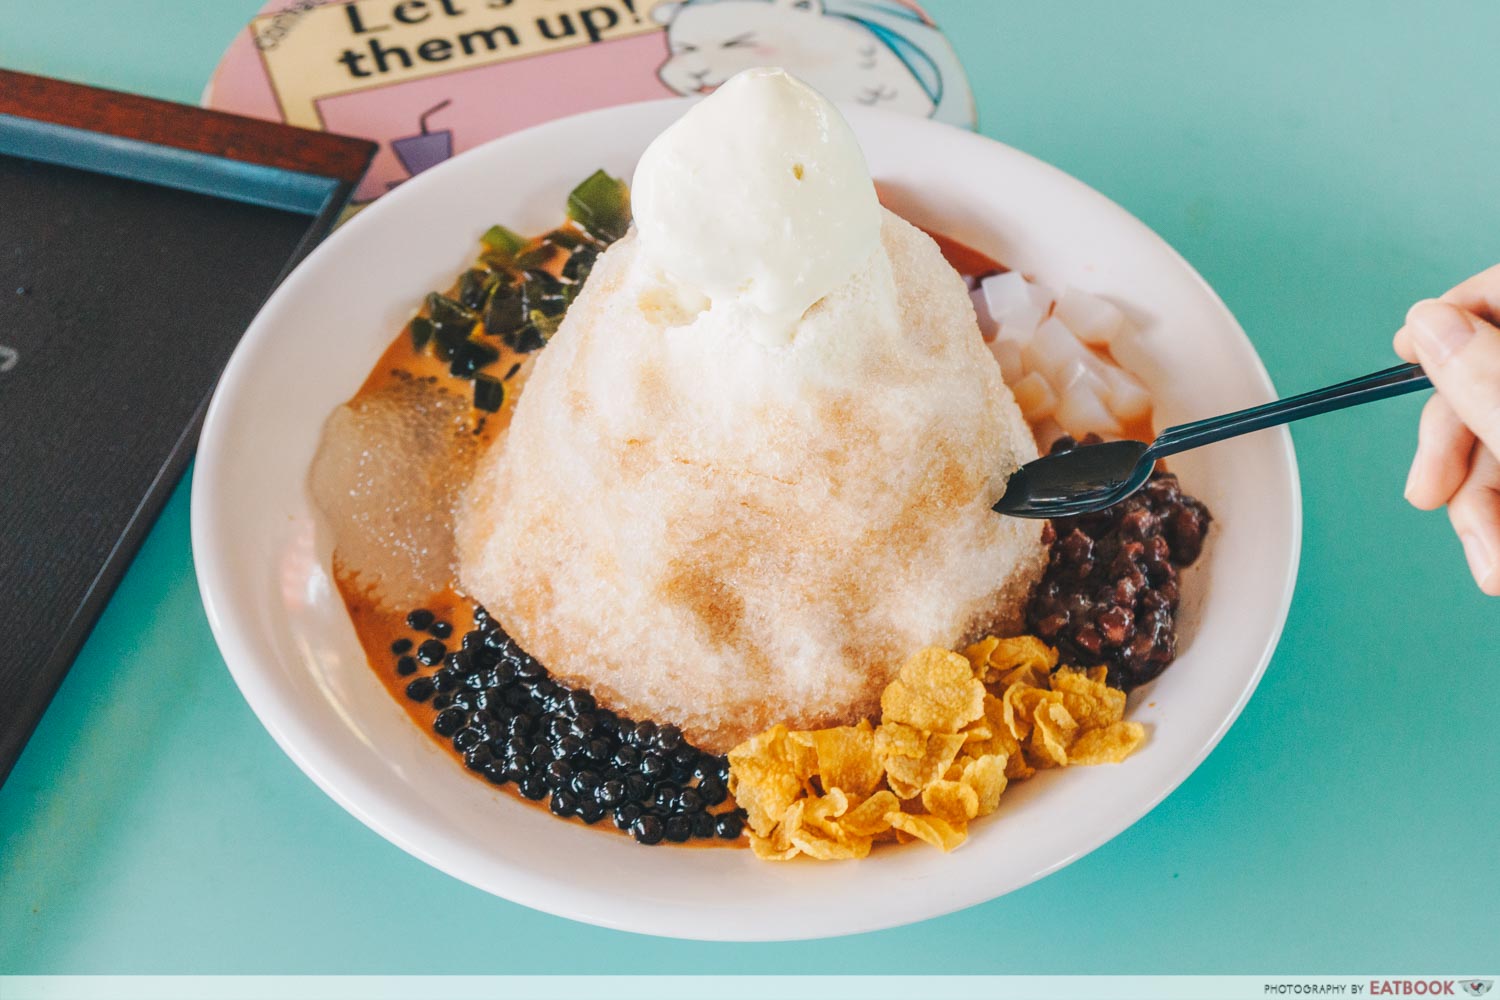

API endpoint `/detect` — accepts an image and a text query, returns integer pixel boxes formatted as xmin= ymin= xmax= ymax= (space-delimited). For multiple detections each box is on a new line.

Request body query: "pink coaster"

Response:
xmin=205 ymin=0 xmax=975 ymax=205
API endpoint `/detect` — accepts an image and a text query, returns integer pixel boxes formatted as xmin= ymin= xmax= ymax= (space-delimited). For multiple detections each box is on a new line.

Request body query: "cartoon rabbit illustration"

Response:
xmin=652 ymin=0 xmax=974 ymax=127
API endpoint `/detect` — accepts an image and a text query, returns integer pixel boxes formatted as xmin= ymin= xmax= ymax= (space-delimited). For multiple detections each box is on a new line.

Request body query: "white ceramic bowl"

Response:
xmin=192 ymin=100 xmax=1300 ymax=941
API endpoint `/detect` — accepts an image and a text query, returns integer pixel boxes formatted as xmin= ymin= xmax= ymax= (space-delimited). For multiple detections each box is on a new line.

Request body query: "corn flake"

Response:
xmin=921 ymin=779 xmax=979 ymax=826
xmin=888 ymin=811 xmax=966 ymax=852
xmin=966 ymin=635 xmax=1059 ymax=686
xmin=1051 ymin=667 xmax=1127 ymax=729
xmin=1031 ymin=701 xmax=1079 ymax=767
xmin=800 ymin=721 xmax=883 ymax=800
xmin=838 ymin=790 xmax=901 ymax=838
xmin=1067 ymin=721 xmax=1147 ymax=765
xmin=883 ymin=730 xmax=967 ymax=799
xmin=880 ymin=647 xmax=985 ymax=733
xmin=959 ymin=753 xmax=1008 ymax=816
xmin=874 ymin=720 xmax=925 ymax=761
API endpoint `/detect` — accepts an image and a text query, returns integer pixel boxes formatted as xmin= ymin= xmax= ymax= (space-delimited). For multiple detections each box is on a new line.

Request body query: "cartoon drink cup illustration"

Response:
xmin=390 ymin=99 xmax=455 ymax=183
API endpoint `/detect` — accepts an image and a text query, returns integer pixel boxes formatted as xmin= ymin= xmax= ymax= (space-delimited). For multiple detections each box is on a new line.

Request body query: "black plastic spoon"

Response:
xmin=994 ymin=362 xmax=1432 ymax=519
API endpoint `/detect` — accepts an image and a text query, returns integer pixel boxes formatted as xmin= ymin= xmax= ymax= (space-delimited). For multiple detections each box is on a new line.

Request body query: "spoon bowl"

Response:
xmin=995 ymin=439 xmax=1151 ymax=518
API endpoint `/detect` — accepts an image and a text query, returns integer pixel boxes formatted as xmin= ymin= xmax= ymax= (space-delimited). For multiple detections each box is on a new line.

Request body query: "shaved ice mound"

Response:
xmin=456 ymin=211 xmax=1047 ymax=753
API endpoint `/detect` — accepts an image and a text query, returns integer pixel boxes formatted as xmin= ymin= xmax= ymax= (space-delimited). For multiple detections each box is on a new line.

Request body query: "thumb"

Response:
xmin=1403 ymin=299 xmax=1500 ymax=458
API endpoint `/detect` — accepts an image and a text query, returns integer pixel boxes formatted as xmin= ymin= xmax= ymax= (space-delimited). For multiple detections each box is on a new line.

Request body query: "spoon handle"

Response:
xmin=1150 ymin=362 xmax=1431 ymax=458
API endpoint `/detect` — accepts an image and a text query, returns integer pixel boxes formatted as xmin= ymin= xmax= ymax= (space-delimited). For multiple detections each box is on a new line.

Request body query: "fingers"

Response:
xmin=1446 ymin=445 xmax=1500 ymax=596
xmin=1439 ymin=261 xmax=1500 ymax=321
xmin=1395 ymin=265 xmax=1500 ymax=594
xmin=1394 ymin=263 xmax=1500 ymax=361
xmin=1405 ymin=393 xmax=1475 ymax=509
xmin=1394 ymin=327 xmax=1417 ymax=362
xmin=1401 ymin=299 xmax=1500 ymax=457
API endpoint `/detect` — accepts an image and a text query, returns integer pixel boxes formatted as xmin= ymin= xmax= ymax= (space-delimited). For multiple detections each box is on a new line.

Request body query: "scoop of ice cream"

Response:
xmin=630 ymin=67 xmax=881 ymax=344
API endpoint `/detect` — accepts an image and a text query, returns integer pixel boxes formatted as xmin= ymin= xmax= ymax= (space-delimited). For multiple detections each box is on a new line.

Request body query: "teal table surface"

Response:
xmin=2 ymin=0 xmax=1497 ymax=975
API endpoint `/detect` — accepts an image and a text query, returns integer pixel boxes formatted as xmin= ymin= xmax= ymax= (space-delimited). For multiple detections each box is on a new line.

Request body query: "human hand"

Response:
xmin=1394 ymin=263 xmax=1500 ymax=595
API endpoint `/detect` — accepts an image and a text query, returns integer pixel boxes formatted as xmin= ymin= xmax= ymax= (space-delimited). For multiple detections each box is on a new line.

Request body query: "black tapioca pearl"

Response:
xmin=714 ymin=813 xmax=744 ymax=840
xmin=631 ymin=815 xmax=664 ymax=845
xmin=546 ymin=760 xmax=572 ymax=786
xmin=566 ymin=690 xmax=596 ymax=714
xmin=550 ymin=790 xmax=579 ymax=818
xmin=640 ymin=753 xmax=669 ymax=780
xmin=655 ymin=724 xmax=684 ymax=753
xmin=519 ymin=776 xmax=548 ymax=801
xmin=614 ymin=802 xmax=643 ymax=831
xmin=432 ymin=668 xmax=460 ymax=693
xmin=698 ymin=777 xmax=727 ymax=807
xmin=482 ymin=761 xmax=509 ymax=786
xmin=597 ymin=779 xmax=625 ymax=809
xmin=676 ymin=788 xmax=703 ymax=813
xmin=395 ymin=656 xmax=418 ymax=676
xmin=406 ymin=609 xmax=435 ymax=631
xmin=663 ymin=816 xmax=691 ymax=843
xmin=429 ymin=620 xmax=453 ymax=639
xmin=611 ymin=745 xmax=640 ymax=772
xmin=463 ymin=743 xmax=493 ymax=771
xmin=578 ymin=800 xmax=605 ymax=825
xmin=623 ymin=775 xmax=651 ymax=803
xmin=431 ymin=693 xmax=453 ymax=710
xmin=453 ymin=728 xmax=482 ymax=753
xmin=432 ymin=708 xmax=467 ymax=737
xmin=651 ymin=781 xmax=681 ymax=809
xmin=632 ymin=721 xmax=658 ymax=748
xmin=390 ymin=637 xmax=413 ymax=655
xmin=404 ymin=676 xmax=435 ymax=702
xmin=690 ymin=812 xmax=716 ymax=839
xmin=416 ymin=639 xmax=447 ymax=666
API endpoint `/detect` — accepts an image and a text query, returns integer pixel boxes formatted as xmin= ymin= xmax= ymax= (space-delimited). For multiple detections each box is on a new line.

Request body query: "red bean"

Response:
xmin=1024 ymin=434 xmax=1213 ymax=690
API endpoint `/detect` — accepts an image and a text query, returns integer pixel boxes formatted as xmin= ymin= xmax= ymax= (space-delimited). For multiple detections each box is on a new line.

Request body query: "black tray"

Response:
xmin=0 ymin=70 xmax=375 ymax=785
